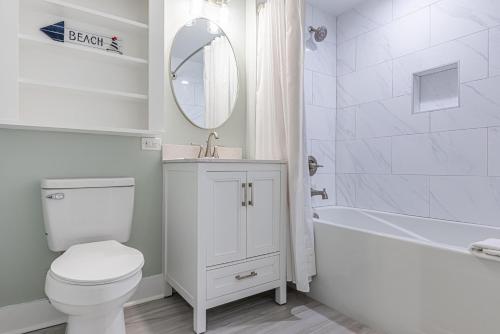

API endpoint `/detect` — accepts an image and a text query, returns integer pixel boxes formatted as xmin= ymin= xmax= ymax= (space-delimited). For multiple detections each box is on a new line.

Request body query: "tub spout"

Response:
xmin=311 ymin=188 xmax=328 ymax=200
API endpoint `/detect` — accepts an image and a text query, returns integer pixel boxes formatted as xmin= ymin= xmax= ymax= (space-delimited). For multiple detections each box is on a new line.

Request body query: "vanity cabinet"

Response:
xmin=163 ymin=160 xmax=287 ymax=334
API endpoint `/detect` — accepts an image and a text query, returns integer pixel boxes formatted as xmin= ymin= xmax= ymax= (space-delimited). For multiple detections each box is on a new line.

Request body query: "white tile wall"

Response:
xmin=334 ymin=0 xmax=500 ymax=226
xmin=393 ymin=30 xmax=488 ymax=96
xmin=356 ymin=95 xmax=429 ymax=138
xmin=356 ymin=174 xmax=430 ymax=216
xmin=337 ymin=0 xmax=393 ymax=42
xmin=337 ymin=137 xmax=391 ymax=174
xmin=337 ymin=61 xmax=392 ymax=107
xmin=392 ymin=129 xmax=487 ymax=176
xmin=430 ymin=176 xmax=500 ymax=226
xmin=430 ymin=0 xmax=500 ymax=45
xmin=305 ymin=2 xmax=337 ymax=207
xmin=487 ymin=127 xmax=500 ymax=176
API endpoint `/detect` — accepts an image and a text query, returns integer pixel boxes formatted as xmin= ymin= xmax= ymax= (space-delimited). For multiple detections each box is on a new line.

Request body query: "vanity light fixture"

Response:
xmin=206 ymin=0 xmax=230 ymax=6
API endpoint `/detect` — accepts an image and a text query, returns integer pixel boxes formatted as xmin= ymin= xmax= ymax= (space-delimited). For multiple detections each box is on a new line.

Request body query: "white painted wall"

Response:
xmin=335 ymin=0 xmax=500 ymax=227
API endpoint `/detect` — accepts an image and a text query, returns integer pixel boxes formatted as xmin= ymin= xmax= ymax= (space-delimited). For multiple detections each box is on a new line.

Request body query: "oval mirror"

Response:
xmin=170 ymin=18 xmax=239 ymax=129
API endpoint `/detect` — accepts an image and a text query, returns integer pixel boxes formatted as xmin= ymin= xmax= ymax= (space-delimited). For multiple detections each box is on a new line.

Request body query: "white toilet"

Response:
xmin=41 ymin=178 xmax=144 ymax=334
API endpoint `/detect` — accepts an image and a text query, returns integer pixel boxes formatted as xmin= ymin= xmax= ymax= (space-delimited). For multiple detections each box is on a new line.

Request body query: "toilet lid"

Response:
xmin=50 ymin=240 xmax=144 ymax=285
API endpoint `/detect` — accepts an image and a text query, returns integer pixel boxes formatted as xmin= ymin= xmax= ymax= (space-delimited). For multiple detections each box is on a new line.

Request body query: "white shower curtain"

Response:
xmin=204 ymin=36 xmax=238 ymax=128
xmin=255 ymin=0 xmax=316 ymax=292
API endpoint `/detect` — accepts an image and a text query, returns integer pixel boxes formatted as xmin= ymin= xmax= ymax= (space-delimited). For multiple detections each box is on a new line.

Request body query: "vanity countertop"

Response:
xmin=163 ymin=159 xmax=287 ymax=164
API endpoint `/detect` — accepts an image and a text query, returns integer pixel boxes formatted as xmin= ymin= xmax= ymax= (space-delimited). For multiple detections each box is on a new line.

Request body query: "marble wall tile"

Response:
xmin=489 ymin=26 xmax=500 ymax=77
xmin=393 ymin=0 xmax=440 ymax=19
xmin=487 ymin=127 xmax=500 ymax=176
xmin=336 ymin=137 xmax=391 ymax=174
xmin=430 ymin=176 xmax=500 ymax=226
xmin=337 ymin=40 xmax=356 ymax=76
xmin=304 ymin=70 xmax=313 ymax=105
xmin=337 ymin=61 xmax=392 ymax=107
xmin=392 ymin=129 xmax=487 ymax=176
xmin=356 ymin=8 xmax=430 ymax=69
xmin=311 ymin=173 xmax=336 ymax=207
xmin=337 ymin=0 xmax=393 ymax=43
xmin=389 ymin=8 xmax=431 ymax=58
xmin=430 ymin=0 xmax=500 ymax=45
xmin=305 ymin=41 xmax=337 ymax=76
xmin=336 ymin=174 xmax=357 ymax=207
xmin=306 ymin=105 xmax=335 ymax=141
xmin=313 ymin=72 xmax=336 ymax=108
xmin=431 ymin=76 xmax=500 ymax=132
xmin=356 ymin=26 xmax=392 ymax=69
xmin=356 ymin=174 xmax=430 ymax=216
xmin=311 ymin=140 xmax=335 ymax=174
xmin=393 ymin=30 xmax=488 ymax=96
xmin=357 ymin=95 xmax=429 ymax=138
xmin=336 ymin=106 xmax=357 ymax=141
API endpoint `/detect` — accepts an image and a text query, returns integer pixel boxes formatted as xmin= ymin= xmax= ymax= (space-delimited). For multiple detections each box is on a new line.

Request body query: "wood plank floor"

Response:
xmin=27 ymin=290 xmax=380 ymax=334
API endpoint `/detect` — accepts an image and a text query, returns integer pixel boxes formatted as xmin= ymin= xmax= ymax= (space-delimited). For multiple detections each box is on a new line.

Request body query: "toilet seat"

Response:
xmin=50 ymin=240 xmax=144 ymax=285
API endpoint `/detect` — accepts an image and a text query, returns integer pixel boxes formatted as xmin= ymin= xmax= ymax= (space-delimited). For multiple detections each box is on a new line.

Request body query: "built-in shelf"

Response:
xmin=42 ymin=0 xmax=149 ymax=30
xmin=1 ymin=0 xmax=164 ymax=136
xmin=19 ymin=78 xmax=149 ymax=101
xmin=19 ymin=34 xmax=148 ymax=65
xmin=413 ymin=63 xmax=460 ymax=114
xmin=0 ymin=120 xmax=160 ymax=137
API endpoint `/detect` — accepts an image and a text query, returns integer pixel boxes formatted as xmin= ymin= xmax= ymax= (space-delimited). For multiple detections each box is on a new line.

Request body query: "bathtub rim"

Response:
xmin=312 ymin=206 xmax=500 ymax=256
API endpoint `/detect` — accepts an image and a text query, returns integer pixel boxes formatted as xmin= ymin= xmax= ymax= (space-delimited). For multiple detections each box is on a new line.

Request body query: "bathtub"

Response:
xmin=308 ymin=206 xmax=500 ymax=334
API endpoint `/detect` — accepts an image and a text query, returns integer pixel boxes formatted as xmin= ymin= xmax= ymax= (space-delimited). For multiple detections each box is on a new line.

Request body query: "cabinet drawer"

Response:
xmin=206 ymin=255 xmax=280 ymax=300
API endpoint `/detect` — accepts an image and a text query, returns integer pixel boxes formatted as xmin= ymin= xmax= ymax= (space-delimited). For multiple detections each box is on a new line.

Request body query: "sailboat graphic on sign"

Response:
xmin=40 ymin=21 xmax=123 ymax=54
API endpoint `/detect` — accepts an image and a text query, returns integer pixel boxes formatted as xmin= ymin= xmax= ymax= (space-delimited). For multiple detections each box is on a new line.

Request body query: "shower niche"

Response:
xmin=412 ymin=62 xmax=460 ymax=114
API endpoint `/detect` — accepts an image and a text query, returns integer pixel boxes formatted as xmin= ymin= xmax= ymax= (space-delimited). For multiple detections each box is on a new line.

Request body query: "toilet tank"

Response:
xmin=41 ymin=178 xmax=135 ymax=251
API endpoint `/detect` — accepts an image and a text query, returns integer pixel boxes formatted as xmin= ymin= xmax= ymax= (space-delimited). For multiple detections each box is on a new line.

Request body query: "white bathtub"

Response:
xmin=308 ymin=206 xmax=500 ymax=334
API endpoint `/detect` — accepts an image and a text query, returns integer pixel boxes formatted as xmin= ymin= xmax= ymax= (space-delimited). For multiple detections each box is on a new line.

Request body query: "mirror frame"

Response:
xmin=168 ymin=17 xmax=240 ymax=130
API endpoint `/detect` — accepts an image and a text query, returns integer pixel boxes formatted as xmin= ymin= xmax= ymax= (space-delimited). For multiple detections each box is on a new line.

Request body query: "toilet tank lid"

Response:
xmin=41 ymin=177 xmax=135 ymax=189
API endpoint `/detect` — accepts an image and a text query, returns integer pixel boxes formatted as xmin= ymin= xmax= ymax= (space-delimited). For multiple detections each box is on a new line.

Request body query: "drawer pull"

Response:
xmin=235 ymin=271 xmax=257 ymax=280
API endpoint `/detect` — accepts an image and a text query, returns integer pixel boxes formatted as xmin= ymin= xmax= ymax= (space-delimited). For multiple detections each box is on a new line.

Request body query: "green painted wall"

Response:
xmin=0 ymin=130 xmax=163 ymax=307
xmin=0 ymin=0 xmax=247 ymax=308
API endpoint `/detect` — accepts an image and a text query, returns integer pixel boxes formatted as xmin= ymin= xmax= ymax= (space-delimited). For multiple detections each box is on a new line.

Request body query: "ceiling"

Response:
xmin=307 ymin=0 xmax=367 ymax=15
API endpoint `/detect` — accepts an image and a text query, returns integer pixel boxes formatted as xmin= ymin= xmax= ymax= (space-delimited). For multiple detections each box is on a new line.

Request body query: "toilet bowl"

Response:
xmin=45 ymin=240 xmax=144 ymax=334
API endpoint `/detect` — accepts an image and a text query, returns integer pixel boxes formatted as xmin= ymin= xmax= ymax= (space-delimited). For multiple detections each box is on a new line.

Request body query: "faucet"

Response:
xmin=311 ymin=188 xmax=328 ymax=200
xmin=204 ymin=131 xmax=219 ymax=158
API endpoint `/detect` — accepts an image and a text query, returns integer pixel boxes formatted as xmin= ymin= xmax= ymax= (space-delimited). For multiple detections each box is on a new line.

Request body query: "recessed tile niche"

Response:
xmin=413 ymin=63 xmax=459 ymax=114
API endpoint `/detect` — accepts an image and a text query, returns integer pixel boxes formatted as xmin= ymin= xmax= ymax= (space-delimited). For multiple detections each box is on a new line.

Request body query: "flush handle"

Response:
xmin=46 ymin=193 xmax=65 ymax=200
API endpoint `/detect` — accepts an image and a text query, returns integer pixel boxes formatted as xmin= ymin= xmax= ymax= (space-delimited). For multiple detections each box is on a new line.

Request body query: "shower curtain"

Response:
xmin=204 ymin=36 xmax=238 ymax=128
xmin=255 ymin=0 xmax=316 ymax=292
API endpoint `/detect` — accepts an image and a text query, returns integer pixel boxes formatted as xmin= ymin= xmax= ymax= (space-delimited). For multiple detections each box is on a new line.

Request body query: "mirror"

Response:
xmin=170 ymin=18 xmax=239 ymax=129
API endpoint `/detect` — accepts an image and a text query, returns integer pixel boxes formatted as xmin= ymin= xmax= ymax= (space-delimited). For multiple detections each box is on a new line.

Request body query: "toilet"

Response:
xmin=41 ymin=178 xmax=144 ymax=334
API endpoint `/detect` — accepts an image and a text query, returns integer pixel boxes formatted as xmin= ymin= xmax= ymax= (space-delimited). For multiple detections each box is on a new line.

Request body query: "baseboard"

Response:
xmin=0 ymin=274 xmax=165 ymax=334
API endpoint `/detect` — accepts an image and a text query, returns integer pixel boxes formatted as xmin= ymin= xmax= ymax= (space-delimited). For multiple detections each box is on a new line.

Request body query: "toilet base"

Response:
xmin=66 ymin=309 xmax=125 ymax=334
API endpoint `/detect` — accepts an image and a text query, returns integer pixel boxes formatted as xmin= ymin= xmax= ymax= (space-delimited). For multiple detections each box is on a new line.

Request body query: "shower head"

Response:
xmin=308 ymin=26 xmax=328 ymax=42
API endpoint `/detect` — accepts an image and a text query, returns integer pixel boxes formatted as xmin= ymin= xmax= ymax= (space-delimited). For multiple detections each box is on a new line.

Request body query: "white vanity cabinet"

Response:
xmin=163 ymin=160 xmax=287 ymax=334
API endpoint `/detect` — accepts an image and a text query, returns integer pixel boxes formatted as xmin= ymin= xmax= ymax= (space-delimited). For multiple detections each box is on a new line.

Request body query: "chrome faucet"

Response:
xmin=311 ymin=188 xmax=328 ymax=200
xmin=204 ymin=131 xmax=219 ymax=158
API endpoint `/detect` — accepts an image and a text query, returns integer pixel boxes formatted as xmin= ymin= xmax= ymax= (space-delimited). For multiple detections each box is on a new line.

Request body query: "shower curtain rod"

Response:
xmin=171 ymin=36 xmax=219 ymax=79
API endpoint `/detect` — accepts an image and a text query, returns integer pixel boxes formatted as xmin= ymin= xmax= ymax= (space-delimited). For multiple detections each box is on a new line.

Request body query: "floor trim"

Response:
xmin=0 ymin=274 xmax=165 ymax=334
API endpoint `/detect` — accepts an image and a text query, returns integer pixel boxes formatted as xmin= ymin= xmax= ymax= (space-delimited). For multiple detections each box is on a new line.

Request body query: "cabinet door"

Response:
xmin=205 ymin=172 xmax=247 ymax=266
xmin=246 ymin=171 xmax=281 ymax=258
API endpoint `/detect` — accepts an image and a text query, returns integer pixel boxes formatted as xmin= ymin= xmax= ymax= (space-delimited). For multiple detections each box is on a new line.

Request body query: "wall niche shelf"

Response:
xmin=19 ymin=34 xmax=149 ymax=65
xmin=1 ymin=0 xmax=164 ymax=136
xmin=412 ymin=62 xmax=460 ymax=114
